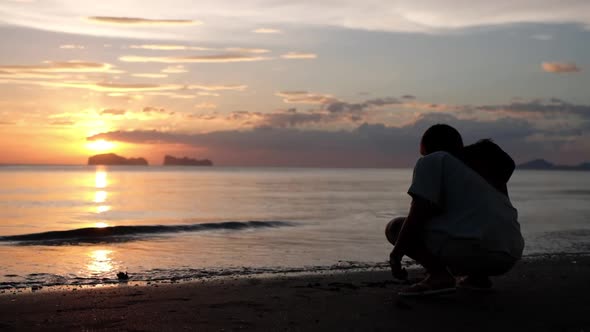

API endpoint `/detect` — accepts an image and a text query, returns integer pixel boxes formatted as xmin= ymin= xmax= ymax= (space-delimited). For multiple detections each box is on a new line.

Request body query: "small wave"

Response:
xmin=0 ymin=221 xmax=294 ymax=245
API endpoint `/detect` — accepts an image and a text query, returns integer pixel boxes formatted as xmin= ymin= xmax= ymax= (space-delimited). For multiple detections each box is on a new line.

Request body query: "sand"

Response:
xmin=1 ymin=254 xmax=589 ymax=331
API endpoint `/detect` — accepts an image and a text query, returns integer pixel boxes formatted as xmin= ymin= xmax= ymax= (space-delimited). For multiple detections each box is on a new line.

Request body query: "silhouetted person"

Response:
xmin=386 ymin=124 xmax=524 ymax=296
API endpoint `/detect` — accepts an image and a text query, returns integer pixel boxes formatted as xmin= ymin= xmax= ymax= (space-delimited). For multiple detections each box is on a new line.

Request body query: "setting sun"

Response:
xmin=94 ymin=222 xmax=109 ymax=228
xmin=87 ymin=139 xmax=116 ymax=152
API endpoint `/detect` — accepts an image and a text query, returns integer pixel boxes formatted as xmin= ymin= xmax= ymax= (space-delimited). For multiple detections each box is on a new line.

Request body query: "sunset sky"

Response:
xmin=1 ymin=0 xmax=589 ymax=167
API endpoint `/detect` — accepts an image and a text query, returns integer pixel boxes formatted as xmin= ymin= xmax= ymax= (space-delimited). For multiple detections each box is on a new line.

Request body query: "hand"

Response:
xmin=390 ymin=251 xmax=408 ymax=280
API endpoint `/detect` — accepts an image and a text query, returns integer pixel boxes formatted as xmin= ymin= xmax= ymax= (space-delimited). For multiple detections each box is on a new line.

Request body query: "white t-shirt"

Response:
xmin=408 ymin=151 xmax=524 ymax=259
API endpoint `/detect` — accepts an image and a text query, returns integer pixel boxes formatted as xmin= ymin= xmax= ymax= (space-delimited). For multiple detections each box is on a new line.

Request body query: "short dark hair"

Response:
xmin=420 ymin=124 xmax=463 ymax=156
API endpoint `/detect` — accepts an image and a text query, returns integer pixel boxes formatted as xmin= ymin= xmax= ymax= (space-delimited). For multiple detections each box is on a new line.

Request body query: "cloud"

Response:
xmin=49 ymin=120 xmax=75 ymax=125
xmin=197 ymin=92 xmax=220 ymax=97
xmin=131 ymin=73 xmax=168 ymax=78
xmin=194 ymin=102 xmax=217 ymax=109
xmin=256 ymin=110 xmax=327 ymax=128
xmin=275 ymin=91 xmax=336 ymax=104
xmin=280 ymin=52 xmax=317 ymax=60
xmin=0 ymin=78 xmax=183 ymax=93
xmin=144 ymin=92 xmax=197 ymax=99
xmin=87 ymin=113 xmax=544 ymax=167
xmin=0 ymin=61 xmax=120 ymax=73
xmin=100 ymin=109 xmax=127 ymax=116
xmin=59 ymin=44 xmax=85 ymax=49
xmin=205 ymin=96 xmax=406 ymax=128
xmin=402 ymin=95 xmax=416 ymax=100
xmin=542 ymin=62 xmax=581 ymax=73
xmin=325 ymin=98 xmax=401 ymax=112
xmin=44 ymin=81 xmax=182 ymax=92
xmin=119 ymin=54 xmax=272 ymax=63
xmin=476 ymin=98 xmax=590 ymax=119
xmin=106 ymin=93 xmax=144 ymax=101
xmin=4 ymin=2 xmax=590 ymax=40
xmin=225 ymin=48 xmax=270 ymax=54
xmin=143 ymin=106 xmax=173 ymax=115
xmin=252 ymin=28 xmax=282 ymax=34
xmin=161 ymin=65 xmax=188 ymax=74
xmin=186 ymin=112 xmax=220 ymax=120
xmin=187 ymin=84 xmax=247 ymax=91
xmin=130 ymin=44 xmax=212 ymax=51
xmin=86 ymin=16 xmax=200 ymax=26
xmin=130 ymin=45 xmax=270 ymax=54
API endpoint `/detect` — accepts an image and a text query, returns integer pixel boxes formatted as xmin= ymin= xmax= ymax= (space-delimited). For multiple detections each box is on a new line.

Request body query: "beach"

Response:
xmin=1 ymin=254 xmax=589 ymax=331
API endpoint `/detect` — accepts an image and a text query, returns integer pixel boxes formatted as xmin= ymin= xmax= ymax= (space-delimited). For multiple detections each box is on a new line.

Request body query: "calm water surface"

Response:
xmin=0 ymin=166 xmax=589 ymax=288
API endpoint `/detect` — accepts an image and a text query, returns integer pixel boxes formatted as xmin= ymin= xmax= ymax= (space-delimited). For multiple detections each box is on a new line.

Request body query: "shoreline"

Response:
xmin=1 ymin=254 xmax=589 ymax=331
xmin=2 ymin=252 xmax=589 ymax=294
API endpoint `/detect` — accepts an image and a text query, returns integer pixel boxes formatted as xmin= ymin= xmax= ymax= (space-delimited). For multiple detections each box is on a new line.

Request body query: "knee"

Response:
xmin=385 ymin=216 xmax=406 ymax=245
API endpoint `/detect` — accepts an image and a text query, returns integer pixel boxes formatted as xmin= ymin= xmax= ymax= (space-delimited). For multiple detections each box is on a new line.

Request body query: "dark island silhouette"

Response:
xmin=88 ymin=153 xmax=148 ymax=166
xmin=518 ymin=159 xmax=590 ymax=171
xmin=163 ymin=155 xmax=213 ymax=166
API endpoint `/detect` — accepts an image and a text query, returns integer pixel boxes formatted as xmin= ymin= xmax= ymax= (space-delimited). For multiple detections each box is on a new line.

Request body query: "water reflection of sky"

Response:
xmin=93 ymin=167 xmax=111 ymax=226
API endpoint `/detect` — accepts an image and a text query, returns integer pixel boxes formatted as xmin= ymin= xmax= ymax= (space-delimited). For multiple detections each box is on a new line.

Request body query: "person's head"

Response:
xmin=420 ymin=124 xmax=463 ymax=156
xmin=462 ymin=139 xmax=515 ymax=196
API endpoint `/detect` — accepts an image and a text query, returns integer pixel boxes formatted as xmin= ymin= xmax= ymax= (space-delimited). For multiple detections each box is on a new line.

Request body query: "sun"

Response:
xmin=87 ymin=139 xmax=116 ymax=152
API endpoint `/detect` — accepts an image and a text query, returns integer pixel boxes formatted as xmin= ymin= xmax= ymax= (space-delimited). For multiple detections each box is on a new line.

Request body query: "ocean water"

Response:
xmin=0 ymin=166 xmax=589 ymax=289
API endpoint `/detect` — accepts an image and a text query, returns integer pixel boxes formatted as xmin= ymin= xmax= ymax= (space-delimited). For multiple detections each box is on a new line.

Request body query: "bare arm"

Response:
xmin=390 ymin=196 xmax=439 ymax=279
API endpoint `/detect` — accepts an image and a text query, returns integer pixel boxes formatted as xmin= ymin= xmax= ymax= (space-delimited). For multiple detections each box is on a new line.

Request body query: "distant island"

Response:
xmin=518 ymin=159 xmax=590 ymax=171
xmin=88 ymin=153 xmax=148 ymax=166
xmin=163 ymin=155 xmax=213 ymax=166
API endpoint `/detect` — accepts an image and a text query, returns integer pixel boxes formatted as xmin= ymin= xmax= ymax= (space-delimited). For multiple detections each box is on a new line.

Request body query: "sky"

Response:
xmin=0 ymin=0 xmax=589 ymax=167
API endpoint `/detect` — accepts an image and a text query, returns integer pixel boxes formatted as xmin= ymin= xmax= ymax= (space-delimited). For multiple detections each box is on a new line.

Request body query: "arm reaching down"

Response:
xmin=390 ymin=196 xmax=439 ymax=279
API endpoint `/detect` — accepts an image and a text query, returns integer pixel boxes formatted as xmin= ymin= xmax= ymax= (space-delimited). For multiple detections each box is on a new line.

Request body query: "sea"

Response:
xmin=1 ymin=166 xmax=589 ymax=289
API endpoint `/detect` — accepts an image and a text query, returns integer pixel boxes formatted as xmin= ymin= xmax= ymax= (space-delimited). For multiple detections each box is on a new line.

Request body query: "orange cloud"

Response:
xmin=542 ymin=62 xmax=581 ymax=73
xmin=280 ymin=52 xmax=317 ymax=60
xmin=119 ymin=54 xmax=272 ymax=63
xmin=86 ymin=16 xmax=200 ymax=26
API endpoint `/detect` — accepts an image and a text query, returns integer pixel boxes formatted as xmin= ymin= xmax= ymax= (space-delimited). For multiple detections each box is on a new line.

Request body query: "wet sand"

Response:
xmin=1 ymin=255 xmax=589 ymax=331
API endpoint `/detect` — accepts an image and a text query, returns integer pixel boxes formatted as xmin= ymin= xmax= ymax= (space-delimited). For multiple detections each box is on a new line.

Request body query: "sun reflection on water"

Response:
xmin=95 ymin=169 xmax=108 ymax=189
xmin=96 ymin=205 xmax=111 ymax=214
xmin=87 ymin=249 xmax=114 ymax=276
xmin=93 ymin=167 xmax=111 ymax=215
xmin=94 ymin=190 xmax=107 ymax=203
